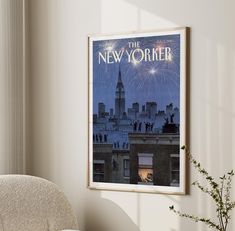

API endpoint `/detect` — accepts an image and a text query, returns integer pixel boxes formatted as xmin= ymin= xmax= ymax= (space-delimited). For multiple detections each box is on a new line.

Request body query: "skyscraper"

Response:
xmin=146 ymin=102 xmax=157 ymax=119
xmin=98 ymin=102 xmax=105 ymax=118
xmin=132 ymin=102 xmax=139 ymax=113
xmin=115 ymin=68 xmax=125 ymax=119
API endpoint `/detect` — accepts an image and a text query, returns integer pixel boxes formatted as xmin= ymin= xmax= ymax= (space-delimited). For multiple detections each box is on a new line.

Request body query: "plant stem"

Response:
xmin=220 ymin=181 xmax=226 ymax=231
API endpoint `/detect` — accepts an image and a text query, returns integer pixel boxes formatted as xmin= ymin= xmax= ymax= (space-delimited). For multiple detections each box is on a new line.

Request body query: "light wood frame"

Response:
xmin=88 ymin=28 xmax=188 ymax=194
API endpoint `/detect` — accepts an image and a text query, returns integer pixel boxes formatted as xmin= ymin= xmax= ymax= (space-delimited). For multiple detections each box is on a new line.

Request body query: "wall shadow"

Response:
xmin=120 ymin=0 xmax=235 ymax=231
xmin=93 ymin=0 xmax=235 ymax=231
xmin=84 ymin=190 xmax=140 ymax=231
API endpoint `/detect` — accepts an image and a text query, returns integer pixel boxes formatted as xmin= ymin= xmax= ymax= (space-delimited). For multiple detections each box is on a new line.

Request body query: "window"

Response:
xmin=93 ymin=160 xmax=105 ymax=182
xmin=138 ymin=153 xmax=153 ymax=185
xmin=170 ymin=154 xmax=180 ymax=186
xmin=123 ymin=158 xmax=130 ymax=177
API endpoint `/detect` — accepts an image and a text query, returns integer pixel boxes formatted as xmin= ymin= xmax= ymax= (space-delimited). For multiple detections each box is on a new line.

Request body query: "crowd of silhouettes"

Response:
xmin=113 ymin=142 xmax=129 ymax=149
xmin=93 ymin=133 xmax=108 ymax=143
xmin=132 ymin=121 xmax=154 ymax=132
xmin=93 ymin=134 xmax=129 ymax=149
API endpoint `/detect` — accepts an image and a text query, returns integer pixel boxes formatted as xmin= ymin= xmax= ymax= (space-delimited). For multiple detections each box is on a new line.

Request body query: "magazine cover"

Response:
xmin=89 ymin=28 xmax=187 ymax=194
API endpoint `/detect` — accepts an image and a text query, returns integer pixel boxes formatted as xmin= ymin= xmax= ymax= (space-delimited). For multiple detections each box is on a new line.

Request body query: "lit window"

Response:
xmin=138 ymin=153 xmax=153 ymax=185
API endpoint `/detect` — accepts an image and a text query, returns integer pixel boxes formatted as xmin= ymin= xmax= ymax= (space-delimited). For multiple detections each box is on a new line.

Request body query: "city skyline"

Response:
xmin=94 ymin=100 xmax=178 ymax=118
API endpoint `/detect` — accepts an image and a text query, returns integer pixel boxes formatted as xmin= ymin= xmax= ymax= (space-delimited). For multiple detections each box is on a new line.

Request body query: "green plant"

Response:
xmin=169 ymin=146 xmax=235 ymax=231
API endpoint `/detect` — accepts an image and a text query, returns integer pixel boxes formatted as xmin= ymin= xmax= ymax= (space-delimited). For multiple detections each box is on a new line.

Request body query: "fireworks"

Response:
xmin=92 ymin=34 xmax=180 ymax=113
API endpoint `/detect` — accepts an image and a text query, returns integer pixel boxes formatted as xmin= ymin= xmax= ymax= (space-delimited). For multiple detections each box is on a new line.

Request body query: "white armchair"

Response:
xmin=0 ymin=175 xmax=79 ymax=231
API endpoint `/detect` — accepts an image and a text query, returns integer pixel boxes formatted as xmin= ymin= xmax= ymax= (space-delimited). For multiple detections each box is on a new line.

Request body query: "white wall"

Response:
xmin=29 ymin=0 xmax=235 ymax=230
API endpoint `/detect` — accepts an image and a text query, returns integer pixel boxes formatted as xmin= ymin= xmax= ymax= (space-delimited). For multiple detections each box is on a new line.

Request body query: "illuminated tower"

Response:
xmin=115 ymin=68 xmax=125 ymax=119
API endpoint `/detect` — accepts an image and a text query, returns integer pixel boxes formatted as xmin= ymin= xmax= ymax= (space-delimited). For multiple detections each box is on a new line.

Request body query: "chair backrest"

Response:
xmin=0 ymin=175 xmax=78 ymax=231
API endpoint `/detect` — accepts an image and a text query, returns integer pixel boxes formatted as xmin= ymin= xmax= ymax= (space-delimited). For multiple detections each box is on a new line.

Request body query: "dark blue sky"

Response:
xmin=92 ymin=34 xmax=180 ymax=114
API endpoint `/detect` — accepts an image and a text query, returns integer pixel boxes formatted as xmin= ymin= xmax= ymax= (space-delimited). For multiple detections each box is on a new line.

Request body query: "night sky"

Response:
xmin=92 ymin=34 xmax=181 ymax=114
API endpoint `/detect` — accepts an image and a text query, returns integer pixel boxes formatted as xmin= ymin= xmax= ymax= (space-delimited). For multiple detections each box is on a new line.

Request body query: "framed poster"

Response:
xmin=88 ymin=28 xmax=187 ymax=194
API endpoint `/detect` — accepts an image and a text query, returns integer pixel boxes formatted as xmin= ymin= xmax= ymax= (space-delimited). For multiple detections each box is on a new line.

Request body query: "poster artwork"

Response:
xmin=89 ymin=29 xmax=187 ymax=194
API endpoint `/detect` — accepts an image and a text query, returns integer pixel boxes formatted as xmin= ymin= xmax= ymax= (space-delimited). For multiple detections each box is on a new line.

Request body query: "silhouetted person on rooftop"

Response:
xmin=133 ymin=121 xmax=138 ymax=131
xmin=138 ymin=122 xmax=142 ymax=132
xmin=164 ymin=117 xmax=169 ymax=125
xmin=170 ymin=113 xmax=175 ymax=123
xmin=99 ymin=133 xmax=102 ymax=143
xmin=104 ymin=134 xmax=107 ymax=142
xmin=150 ymin=123 xmax=154 ymax=131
